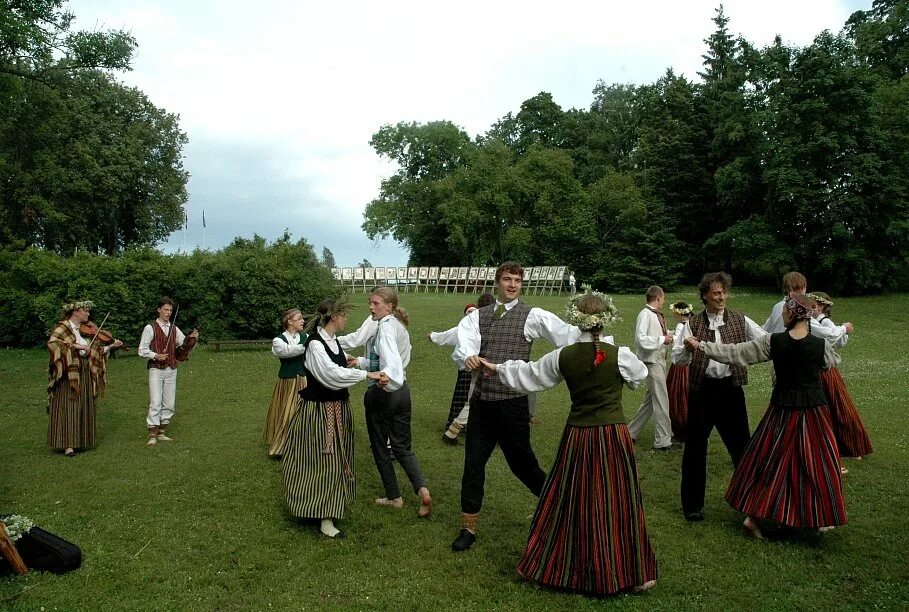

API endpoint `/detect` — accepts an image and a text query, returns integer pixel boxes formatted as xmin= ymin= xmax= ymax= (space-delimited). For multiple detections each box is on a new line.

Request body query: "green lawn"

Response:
xmin=1 ymin=289 xmax=907 ymax=610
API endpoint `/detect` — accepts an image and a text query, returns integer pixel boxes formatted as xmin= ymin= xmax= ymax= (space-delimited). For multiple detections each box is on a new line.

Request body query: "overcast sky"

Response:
xmin=68 ymin=0 xmax=868 ymax=266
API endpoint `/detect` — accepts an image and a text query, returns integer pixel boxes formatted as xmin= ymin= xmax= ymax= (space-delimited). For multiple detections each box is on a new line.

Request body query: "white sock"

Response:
xmin=320 ymin=519 xmax=340 ymax=538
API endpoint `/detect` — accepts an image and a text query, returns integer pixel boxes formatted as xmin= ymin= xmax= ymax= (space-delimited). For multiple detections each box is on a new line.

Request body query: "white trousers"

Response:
xmin=147 ymin=367 xmax=178 ymax=427
xmin=627 ymin=361 xmax=672 ymax=448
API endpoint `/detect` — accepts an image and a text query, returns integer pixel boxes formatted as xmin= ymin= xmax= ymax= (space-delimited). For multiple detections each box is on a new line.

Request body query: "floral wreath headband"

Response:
xmin=807 ymin=293 xmax=833 ymax=307
xmin=63 ymin=300 xmax=93 ymax=312
xmin=669 ymin=302 xmax=694 ymax=316
xmin=565 ymin=285 xmax=621 ymax=331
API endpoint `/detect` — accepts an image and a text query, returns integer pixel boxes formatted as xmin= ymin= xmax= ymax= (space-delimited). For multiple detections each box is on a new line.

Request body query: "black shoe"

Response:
xmin=654 ymin=443 xmax=680 ymax=452
xmin=441 ymin=434 xmax=458 ymax=446
xmin=685 ymin=511 xmax=704 ymax=522
xmin=451 ymin=528 xmax=476 ymax=552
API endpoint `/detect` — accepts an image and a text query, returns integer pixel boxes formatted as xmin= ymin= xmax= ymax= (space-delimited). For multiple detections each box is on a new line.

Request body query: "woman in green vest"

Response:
xmin=263 ymin=308 xmax=308 ymax=457
xmin=478 ymin=290 xmax=658 ymax=596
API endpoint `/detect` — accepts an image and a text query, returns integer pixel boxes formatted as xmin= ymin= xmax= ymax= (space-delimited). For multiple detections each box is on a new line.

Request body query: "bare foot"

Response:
xmin=743 ymin=516 xmax=764 ymax=540
xmin=375 ymin=497 xmax=404 ymax=509
xmin=633 ymin=580 xmax=656 ymax=593
xmin=818 ymin=526 xmax=836 ymax=533
xmin=418 ymin=487 xmax=432 ymax=518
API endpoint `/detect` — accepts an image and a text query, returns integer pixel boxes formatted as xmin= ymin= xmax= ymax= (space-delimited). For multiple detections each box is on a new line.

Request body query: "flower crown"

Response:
xmin=63 ymin=300 xmax=93 ymax=312
xmin=565 ymin=285 xmax=620 ymax=331
xmin=806 ymin=293 xmax=833 ymax=307
xmin=669 ymin=301 xmax=693 ymax=316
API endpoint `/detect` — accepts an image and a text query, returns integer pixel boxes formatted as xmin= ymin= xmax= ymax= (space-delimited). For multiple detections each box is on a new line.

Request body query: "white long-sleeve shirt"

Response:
xmin=811 ymin=316 xmax=850 ymax=348
xmin=634 ymin=306 xmax=667 ymax=364
xmin=272 ymin=331 xmax=305 ymax=358
xmin=495 ymin=333 xmax=648 ymax=393
xmin=762 ymin=299 xmax=786 ymax=333
xmin=452 ymin=299 xmax=582 ymax=370
xmin=337 ymin=315 xmax=378 ymax=351
xmin=671 ymin=310 xmax=767 ymax=379
xmin=304 ymin=327 xmax=367 ymax=390
xmin=430 ymin=325 xmax=458 ymax=348
xmin=138 ymin=319 xmax=185 ymax=359
xmin=355 ymin=314 xmax=410 ymax=391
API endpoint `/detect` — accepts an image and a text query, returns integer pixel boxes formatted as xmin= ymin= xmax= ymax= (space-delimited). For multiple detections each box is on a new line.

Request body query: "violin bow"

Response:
xmin=85 ymin=311 xmax=111 ymax=353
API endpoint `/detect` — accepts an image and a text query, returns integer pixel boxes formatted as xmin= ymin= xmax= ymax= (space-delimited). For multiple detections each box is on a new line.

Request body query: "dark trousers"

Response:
xmin=680 ymin=377 xmax=751 ymax=514
xmin=460 ymin=395 xmax=546 ymax=514
xmin=364 ymin=383 xmax=426 ymax=500
xmin=446 ymin=370 xmax=473 ymax=428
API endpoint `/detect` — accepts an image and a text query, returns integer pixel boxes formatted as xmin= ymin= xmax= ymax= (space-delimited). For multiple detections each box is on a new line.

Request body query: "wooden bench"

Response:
xmin=212 ymin=339 xmax=273 ymax=352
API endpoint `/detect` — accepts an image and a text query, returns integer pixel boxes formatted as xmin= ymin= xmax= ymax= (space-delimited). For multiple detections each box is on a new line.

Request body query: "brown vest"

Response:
xmin=147 ymin=321 xmax=178 ymax=369
xmin=474 ymin=302 xmax=532 ymax=401
xmin=688 ymin=309 xmax=748 ymax=390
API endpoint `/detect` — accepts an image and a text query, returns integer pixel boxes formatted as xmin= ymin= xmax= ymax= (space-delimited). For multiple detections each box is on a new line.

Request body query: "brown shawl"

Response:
xmin=47 ymin=321 xmax=107 ymax=401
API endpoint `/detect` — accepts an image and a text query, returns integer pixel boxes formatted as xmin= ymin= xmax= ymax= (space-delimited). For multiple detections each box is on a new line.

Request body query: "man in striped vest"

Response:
xmin=450 ymin=261 xmax=581 ymax=551
xmin=672 ymin=272 xmax=767 ymax=522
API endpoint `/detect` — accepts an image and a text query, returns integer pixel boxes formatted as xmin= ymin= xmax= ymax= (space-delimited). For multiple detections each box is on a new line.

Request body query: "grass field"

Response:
xmin=1 ymin=288 xmax=908 ymax=610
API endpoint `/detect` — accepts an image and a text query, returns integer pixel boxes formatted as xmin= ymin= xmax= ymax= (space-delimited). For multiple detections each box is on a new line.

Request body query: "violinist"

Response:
xmin=47 ymin=300 xmax=124 ymax=457
xmin=138 ymin=297 xmax=199 ymax=447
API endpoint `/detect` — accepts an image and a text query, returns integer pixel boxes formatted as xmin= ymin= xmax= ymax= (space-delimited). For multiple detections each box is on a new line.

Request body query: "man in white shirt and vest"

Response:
xmin=450 ymin=261 xmax=580 ymax=551
xmin=628 ymin=285 xmax=675 ymax=450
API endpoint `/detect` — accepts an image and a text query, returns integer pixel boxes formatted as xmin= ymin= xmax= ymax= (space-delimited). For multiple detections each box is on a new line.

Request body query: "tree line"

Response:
xmin=363 ymin=2 xmax=909 ymax=294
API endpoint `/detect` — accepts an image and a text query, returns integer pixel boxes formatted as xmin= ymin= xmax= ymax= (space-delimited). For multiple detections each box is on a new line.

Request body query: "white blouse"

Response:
xmin=811 ymin=316 xmax=849 ymax=349
xmin=496 ymin=333 xmax=648 ymax=394
xmin=303 ymin=328 xmax=367 ymax=390
xmin=272 ymin=331 xmax=306 ymax=358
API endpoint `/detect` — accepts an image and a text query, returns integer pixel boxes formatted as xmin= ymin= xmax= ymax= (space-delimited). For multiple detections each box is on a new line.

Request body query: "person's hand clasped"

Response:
xmin=347 ymin=355 xmax=359 ymax=368
xmin=844 ymin=322 xmax=854 ymax=334
xmin=478 ymin=358 xmax=497 ymax=373
xmin=464 ymin=355 xmax=483 ymax=371
xmin=684 ymin=336 xmax=701 ymax=352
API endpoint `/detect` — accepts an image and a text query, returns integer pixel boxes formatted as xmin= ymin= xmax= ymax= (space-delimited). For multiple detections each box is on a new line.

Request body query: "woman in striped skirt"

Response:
xmin=686 ymin=293 xmax=847 ymax=538
xmin=282 ymin=297 xmax=387 ymax=539
xmin=479 ymin=290 xmax=657 ymax=596
xmin=46 ymin=300 xmax=123 ymax=457
xmin=263 ymin=308 xmax=308 ymax=457
xmin=809 ymin=292 xmax=872 ymax=470
xmin=666 ymin=301 xmax=693 ymax=442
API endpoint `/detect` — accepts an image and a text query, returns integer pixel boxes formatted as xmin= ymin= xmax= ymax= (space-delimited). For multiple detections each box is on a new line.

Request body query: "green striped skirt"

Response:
xmin=47 ymin=360 xmax=96 ymax=450
xmin=282 ymin=399 xmax=355 ymax=520
xmin=263 ymin=375 xmax=306 ymax=456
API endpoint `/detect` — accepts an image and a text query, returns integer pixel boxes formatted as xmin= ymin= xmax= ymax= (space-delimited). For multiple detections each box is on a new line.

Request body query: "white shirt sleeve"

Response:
xmin=745 ymin=316 xmax=768 ymax=340
xmin=430 ymin=326 xmax=459 ymax=347
xmin=618 ymin=346 xmax=649 ymax=389
xmin=304 ymin=339 xmax=367 ymax=390
xmin=373 ymin=321 xmax=406 ymax=391
xmin=700 ymin=334 xmax=772 ymax=367
xmin=811 ymin=318 xmax=849 ymax=348
xmin=138 ymin=324 xmax=155 ymax=359
xmin=671 ymin=321 xmax=693 ymax=365
xmin=337 ymin=316 xmax=378 ymax=350
xmin=635 ymin=308 xmax=665 ymax=351
xmin=525 ymin=307 xmax=582 ymax=347
xmin=762 ymin=301 xmax=785 ymax=333
xmin=272 ymin=333 xmax=305 ymax=358
xmin=495 ymin=348 xmax=564 ymax=393
xmin=452 ymin=309 xmax=481 ymax=370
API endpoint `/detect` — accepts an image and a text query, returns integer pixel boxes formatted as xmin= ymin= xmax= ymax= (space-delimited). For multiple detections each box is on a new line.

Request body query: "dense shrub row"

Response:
xmin=0 ymin=234 xmax=337 ymax=348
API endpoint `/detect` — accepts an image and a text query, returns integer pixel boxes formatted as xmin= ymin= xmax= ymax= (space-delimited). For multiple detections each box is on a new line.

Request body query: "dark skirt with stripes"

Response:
xmin=446 ymin=369 xmax=472 ymax=428
xmin=47 ymin=360 xmax=96 ymax=450
xmin=516 ymin=423 xmax=658 ymax=596
xmin=820 ymin=368 xmax=873 ymax=458
xmin=725 ymin=404 xmax=847 ymax=528
xmin=263 ymin=376 xmax=306 ymax=456
xmin=666 ymin=363 xmax=689 ymax=442
xmin=282 ymin=399 xmax=355 ymax=520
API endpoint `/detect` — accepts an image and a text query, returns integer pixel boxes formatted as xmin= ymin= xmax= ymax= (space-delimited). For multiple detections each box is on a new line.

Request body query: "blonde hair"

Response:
xmin=371 ymin=286 xmax=410 ymax=327
xmin=282 ymin=308 xmax=302 ymax=330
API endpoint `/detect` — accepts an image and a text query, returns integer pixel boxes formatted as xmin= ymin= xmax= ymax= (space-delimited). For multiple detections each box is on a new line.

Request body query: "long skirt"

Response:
xmin=282 ymin=399 xmax=355 ymax=520
xmin=263 ymin=375 xmax=306 ymax=456
xmin=666 ymin=363 xmax=689 ymax=442
xmin=47 ymin=360 xmax=96 ymax=450
xmin=516 ymin=423 xmax=658 ymax=596
xmin=725 ymin=404 xmax=847 ymax=528
xmin=820 ymin=368 xmax=872 ymax=457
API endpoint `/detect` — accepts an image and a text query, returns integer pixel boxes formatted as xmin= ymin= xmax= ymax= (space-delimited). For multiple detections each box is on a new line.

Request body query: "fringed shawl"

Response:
xmin=47 ymin=321 xmax=107 ymax=401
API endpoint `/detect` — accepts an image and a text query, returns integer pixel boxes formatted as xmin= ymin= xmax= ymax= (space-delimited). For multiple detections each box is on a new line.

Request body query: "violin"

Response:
xmin=80 ymin=321 xmax=130 ymax=351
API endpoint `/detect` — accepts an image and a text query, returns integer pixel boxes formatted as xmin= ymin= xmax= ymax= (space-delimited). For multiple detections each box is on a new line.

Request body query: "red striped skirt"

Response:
xmin=820 ymin=368 xmax=872 ymax=457
xmin=725 ymin=404 xmax=847 ymax=528
xmin=666 ymin=364 xmax=689 ymax=441
xmin=516 ymin=423 xmax=658 ymax=596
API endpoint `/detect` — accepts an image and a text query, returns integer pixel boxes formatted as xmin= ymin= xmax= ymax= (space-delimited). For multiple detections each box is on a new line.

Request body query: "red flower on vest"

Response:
xmin=594 ymin=349 xmax=606 ymax=366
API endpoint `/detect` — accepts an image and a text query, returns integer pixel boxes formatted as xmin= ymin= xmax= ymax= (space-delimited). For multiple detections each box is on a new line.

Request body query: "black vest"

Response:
xmin=770 ymin=332 xmax=827 ymax=408
xmin=300 ymin=333 xmax=349 ymax=402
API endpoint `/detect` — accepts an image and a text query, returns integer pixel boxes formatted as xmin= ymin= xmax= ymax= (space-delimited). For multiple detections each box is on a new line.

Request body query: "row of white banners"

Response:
xmin=331 ymin=266 xmax=568 ymax=282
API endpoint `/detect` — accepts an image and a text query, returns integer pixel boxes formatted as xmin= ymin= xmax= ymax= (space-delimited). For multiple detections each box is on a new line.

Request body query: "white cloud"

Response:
xmin=68 ymin=0 xmax=866 ymax=266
